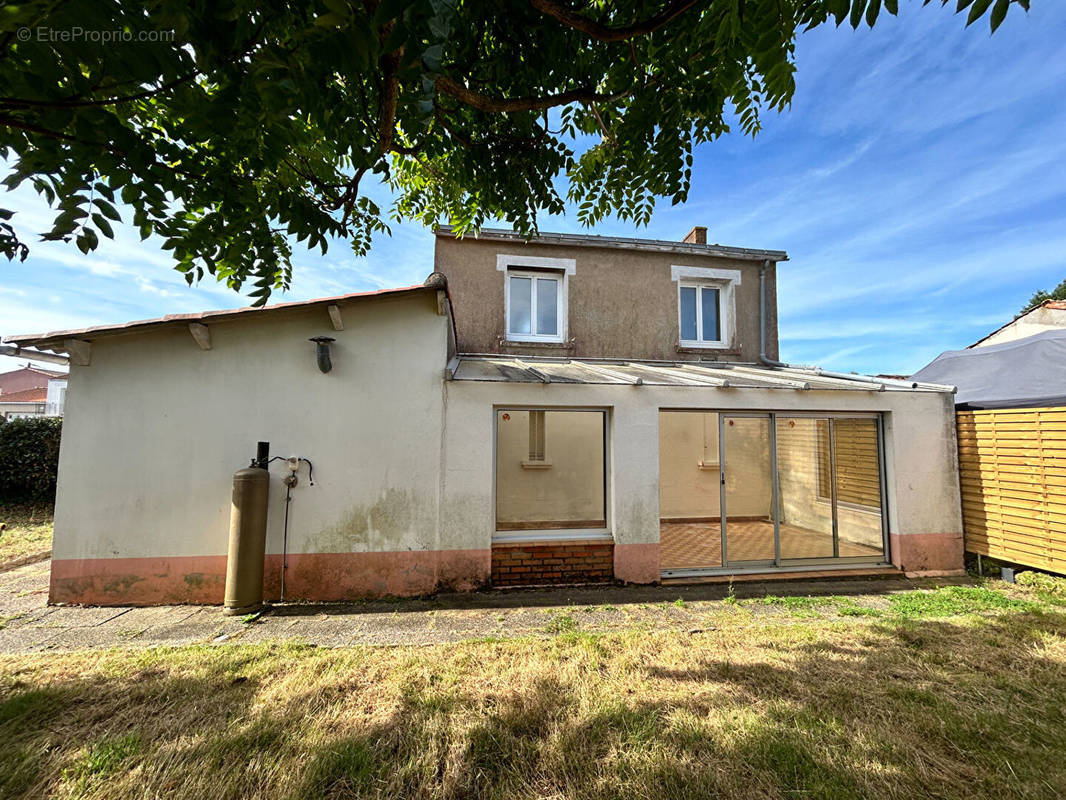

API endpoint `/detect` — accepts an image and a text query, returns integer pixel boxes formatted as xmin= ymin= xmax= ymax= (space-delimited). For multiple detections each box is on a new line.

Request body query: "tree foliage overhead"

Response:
xmin=0 ymin=0 xmax=1029 ymax=303
xmin=1023 ymin=278 xmax=1066 ymax=313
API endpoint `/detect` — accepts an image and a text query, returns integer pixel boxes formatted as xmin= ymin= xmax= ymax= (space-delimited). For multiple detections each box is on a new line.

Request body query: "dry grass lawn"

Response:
xmin=0 ymin=505 xmax=52 ymax=569
xmin=2 ymin=583 xmax=1066 ymax=799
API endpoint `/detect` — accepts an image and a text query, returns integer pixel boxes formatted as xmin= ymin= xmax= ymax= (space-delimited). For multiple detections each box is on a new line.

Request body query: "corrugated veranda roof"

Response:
xmin=450 ymin=356 xmax=953 ymax=392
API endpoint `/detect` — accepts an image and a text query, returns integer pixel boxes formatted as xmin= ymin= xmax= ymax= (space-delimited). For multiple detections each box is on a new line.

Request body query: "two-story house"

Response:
xmin=6 ymin=227 xmax=965 ymax=606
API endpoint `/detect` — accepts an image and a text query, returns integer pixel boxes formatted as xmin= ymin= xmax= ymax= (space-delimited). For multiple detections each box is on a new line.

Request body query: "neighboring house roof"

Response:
xmin=969 ymin=299 xmax=1066 ymax=348
xmin=3 ymin=283 xmax=442 ymax=353
xmin=452 ymin=356 xmax=953 ymax=393
xmin=0 ymin=387 xmax=48 ymax=403
xmin=434 ymin=225 xmax=788 ymax=263
xmin=0 ymin=365 xmax=68 ymax=393
xmin=912 ymin=329 xmax=1066 ymax=409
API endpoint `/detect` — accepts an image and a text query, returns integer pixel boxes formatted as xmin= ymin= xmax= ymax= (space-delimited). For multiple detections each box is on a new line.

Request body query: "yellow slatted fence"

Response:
xmin=957 ymin=406 xmax=1066 ymax=574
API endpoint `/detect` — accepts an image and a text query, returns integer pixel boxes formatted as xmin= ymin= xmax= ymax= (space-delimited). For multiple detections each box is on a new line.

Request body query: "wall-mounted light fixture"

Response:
xmin=309 ymin=336 xmax=335 ymax=373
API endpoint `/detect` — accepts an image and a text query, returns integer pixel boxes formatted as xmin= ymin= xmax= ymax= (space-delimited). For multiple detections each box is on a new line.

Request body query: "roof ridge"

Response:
xmin=434 ymin=225 xmax=788 ymax=262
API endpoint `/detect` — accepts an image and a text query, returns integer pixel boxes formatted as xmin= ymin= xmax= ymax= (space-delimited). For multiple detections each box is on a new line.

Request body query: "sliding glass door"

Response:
xmin=659 ymin=411 xmax=887 ymax=575
xmin=721 ymin=415 xmax=777 ymax=566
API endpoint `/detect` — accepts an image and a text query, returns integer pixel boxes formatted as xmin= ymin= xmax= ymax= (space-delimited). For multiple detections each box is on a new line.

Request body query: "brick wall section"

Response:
xmin=492 ymin=541 xmax=615 ymax=586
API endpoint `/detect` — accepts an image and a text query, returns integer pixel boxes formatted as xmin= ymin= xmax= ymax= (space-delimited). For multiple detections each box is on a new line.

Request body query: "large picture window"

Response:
xmin=495 ymin=409 xmax=606 ymax=534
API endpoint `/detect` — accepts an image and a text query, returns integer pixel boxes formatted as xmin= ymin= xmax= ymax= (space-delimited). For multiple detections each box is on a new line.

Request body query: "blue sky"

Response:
xmin=2 ymin=2 xmax=1064 ymax=376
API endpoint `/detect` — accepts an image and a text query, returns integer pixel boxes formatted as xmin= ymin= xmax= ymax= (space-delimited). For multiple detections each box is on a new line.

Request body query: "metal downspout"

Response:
xmin=759 ymin=259 xmax=788 ymax=368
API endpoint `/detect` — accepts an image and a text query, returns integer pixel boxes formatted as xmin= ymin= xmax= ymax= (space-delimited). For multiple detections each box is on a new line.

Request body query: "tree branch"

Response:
xmin=434 ymin=75 xmax=626 ymax=113
xmin=529 ymin=0 xmax=701 ymax=42
xmin=0 ymin=70 xmax=201 ymax=111
xmin=0 ymin=116 xmax=126 ymax=154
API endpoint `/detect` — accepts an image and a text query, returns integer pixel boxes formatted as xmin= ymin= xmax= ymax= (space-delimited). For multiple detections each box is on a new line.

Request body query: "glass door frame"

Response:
xmin=710 ymin=410 xmax=889 ymax=572
xmin=719 ymin=412 xmax=778 ymax=569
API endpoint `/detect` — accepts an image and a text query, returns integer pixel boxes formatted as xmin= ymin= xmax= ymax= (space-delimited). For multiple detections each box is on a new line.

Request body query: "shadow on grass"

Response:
xmin=2 ymin=611 xmax=1065 ymax=799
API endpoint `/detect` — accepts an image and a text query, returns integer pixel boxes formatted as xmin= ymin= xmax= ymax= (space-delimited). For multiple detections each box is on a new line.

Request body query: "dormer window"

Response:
xmin=672 ymin=265 xmax=740 ymax=350
xmin=508 ymin=270 xmax=562 ymax=341
xmin=498 ymin=254 xmax=575 ymax=344
xmin=679 ymin=283 xmax=721 ymax=345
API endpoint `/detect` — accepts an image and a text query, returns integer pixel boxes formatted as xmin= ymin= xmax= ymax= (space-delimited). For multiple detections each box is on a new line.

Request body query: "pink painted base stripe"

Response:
xmin=50 ymin=549 xmax=491 ymax=606
xmin=889 ymin=532 xmax=964 ymax=573
xmin=614 ymin=542 xmax=660 ymax=584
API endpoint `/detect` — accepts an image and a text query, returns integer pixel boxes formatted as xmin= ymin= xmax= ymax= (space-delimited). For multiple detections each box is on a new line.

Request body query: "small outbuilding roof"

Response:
xmin=451 ymin=356 xmax=953 ymax=392
xmin=3 ymin=284 xmax=436 ymax=354
xmin=912 ymin=329 xmax=1066 ymax=409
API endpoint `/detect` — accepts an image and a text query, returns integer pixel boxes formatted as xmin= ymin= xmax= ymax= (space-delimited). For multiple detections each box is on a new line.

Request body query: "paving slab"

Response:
xmin=0 ymin=624 xmax=59 ymax=653
xmin=97 ymin=605 xmax=199 ymax=635
xmin=144 ymin=607 xmax=245 ymax=646
xmin=25 ymin=605 xmax=132 ymax=629
xmin=35 ymin=626 xmax=148 ymax=652
xmin=0 ymin=558 xmax=986 ymax=653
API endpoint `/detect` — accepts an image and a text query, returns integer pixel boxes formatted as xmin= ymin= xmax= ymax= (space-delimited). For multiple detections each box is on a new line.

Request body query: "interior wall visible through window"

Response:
xmin=496 ymin=409 xmax=606 ymax=533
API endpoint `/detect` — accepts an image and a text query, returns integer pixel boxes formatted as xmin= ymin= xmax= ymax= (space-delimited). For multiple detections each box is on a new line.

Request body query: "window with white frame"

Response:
xmin=498 ymin=255 xmax=574 ymax=344
xmin=679 ymin=283 xmax=723 ymax=345
xmin=672 ymin=265 xmax=740 ymax=349
xmin=506 ymin=269 xmax=564 ymax=342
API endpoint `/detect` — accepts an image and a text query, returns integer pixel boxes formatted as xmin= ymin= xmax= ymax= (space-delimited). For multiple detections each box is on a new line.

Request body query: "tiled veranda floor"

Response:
xmin=660 ymin=519 xmax=884 ymax=570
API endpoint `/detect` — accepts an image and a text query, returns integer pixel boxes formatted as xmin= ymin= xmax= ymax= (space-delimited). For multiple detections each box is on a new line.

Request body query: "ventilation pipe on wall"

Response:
xmin=759 ymin=259 xmax=788 ymax=368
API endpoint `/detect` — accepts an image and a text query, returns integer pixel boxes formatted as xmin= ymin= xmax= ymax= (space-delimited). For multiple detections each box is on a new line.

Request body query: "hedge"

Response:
xmin=0 ymin=417 xmax=62 ymax=504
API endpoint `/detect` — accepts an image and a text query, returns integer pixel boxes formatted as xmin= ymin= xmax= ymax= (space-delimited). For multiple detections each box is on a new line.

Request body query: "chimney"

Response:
xmin=682 ymin=226 xmax=707 ymax=245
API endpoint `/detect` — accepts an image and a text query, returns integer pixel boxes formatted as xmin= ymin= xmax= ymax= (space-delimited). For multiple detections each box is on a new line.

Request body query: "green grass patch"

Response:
xmin=888 ymin=586 xmax=1038 ymax=618
xmin=544 ymin=612 xmax=578 ymax=635
xmin=753 ymin=594 xmax=828 ymax=609
xmin=0 ymin=503 xmax=53 ymax=567
xmin=834 ymin=600 xmax=881 ymax=618
xmin=1016 ymin=571 xmax=1066 ymax=606
xmin=62 ymin=732 xmax=141 ymax=793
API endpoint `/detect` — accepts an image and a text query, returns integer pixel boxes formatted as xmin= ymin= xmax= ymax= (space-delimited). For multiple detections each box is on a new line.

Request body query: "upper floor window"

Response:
xmin=672 ymin=265 xmax=741 ymax=350
xmin=498 ymin=254 xmax=575 ymax=344
xmin=679 ymin=283 xmax=721 ymax=345
xmin=508 ymin=270 xmax=562 ymax=341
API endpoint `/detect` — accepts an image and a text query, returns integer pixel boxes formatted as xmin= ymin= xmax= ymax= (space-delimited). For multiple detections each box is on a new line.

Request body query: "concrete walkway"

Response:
xmin=0 ymin=559 xmax=975 ymax=653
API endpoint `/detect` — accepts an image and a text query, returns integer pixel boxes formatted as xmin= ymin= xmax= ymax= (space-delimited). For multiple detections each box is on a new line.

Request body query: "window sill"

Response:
xmin=678 ymin=339 xmax=731 ymax=349
xmin=697 ymin=461 xmax=720 ymax=471
xmin=493 ymin=530 xmax=613 ymax=544
xmin=499 ymin=337 xmax=575 ymax=350
xmin=676 ymin=343 xmax=741 ymax=356
xmin=521 ymin=460 xmax=552 ymax=469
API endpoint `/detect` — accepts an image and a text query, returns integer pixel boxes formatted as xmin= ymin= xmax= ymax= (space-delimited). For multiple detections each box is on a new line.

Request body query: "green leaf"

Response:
xmin=866 ymin=0 xmax=881 ymax=26
xmin=372 ymin=0 xmax=414 ymax=26
xmin=421 ymin=44 xmax=443 ymax=73
xmin=91 ymin=213 xmax=115 ymax=238
xmin=93 ymin=198 xmax=122 ymax=221
xmin=966 ymin=0 xmax=993 ymax=25
xmin=314 ymin=11 xmax=347 ymax=28
xmin=989 ymin=0 xmax=1009 ymax=31
xmin=850 ymin=0 xmax=868 ymax=28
